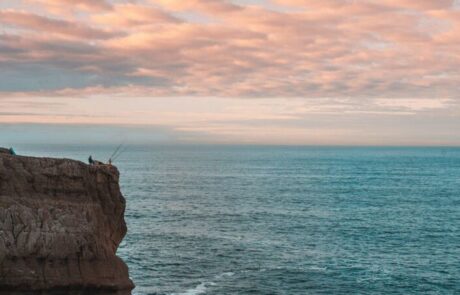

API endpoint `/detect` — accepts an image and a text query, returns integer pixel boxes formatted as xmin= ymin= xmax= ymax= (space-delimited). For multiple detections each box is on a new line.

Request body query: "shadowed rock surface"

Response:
xmin=0 ymin=148 xmax=134 ymax=293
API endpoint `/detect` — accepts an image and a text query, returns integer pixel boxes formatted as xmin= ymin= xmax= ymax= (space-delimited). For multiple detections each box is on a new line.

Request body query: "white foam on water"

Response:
xmin=171 ymin=272 xmax=235 ymax=295
xmin=172 ymin=281 xmax=209 ymax=295
xmin=215 ymin=271 xmax=235 ymax=279
xmin=309 ymin=266 xmax=327 ymax=272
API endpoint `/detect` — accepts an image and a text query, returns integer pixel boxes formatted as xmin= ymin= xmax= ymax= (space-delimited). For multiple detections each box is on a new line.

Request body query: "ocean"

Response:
xmin=16 ymin=145 xmax=460 ymax=295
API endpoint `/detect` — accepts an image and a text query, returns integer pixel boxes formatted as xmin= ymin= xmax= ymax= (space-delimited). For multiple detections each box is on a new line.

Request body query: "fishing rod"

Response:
xmin=108 ymin=144 xmax=123 ymax=163
xmin=111 ymin=146 xmax=128 ymax=162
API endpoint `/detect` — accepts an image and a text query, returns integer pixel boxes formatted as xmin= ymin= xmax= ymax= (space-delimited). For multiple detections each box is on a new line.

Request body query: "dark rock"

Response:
xmin=0 ymin=148 xmax=10 ymax=154
xmin=0 ymin=149 xmax=134 ymax=293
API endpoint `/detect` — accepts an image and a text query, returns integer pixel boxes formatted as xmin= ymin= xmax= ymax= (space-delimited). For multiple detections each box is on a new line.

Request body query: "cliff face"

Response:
xmin=0 ymin=148 xmax=134 ymax=293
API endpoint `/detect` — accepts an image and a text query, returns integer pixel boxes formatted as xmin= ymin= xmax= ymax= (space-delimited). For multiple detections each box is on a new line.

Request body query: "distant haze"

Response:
xmin=1 ymin=1 xmax=460 ymax=145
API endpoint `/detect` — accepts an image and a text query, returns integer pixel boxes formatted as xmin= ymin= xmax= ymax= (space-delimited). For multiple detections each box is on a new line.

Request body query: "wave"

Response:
xmin=172 ymin=281 xmax=210 ymax=295
xmin=171 ymin=272 xmax=234 ymax=295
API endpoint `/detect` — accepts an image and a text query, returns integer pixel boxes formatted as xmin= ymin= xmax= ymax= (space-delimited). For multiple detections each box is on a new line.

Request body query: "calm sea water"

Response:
xmin=16 ymin=145 xmax=460 ymax=295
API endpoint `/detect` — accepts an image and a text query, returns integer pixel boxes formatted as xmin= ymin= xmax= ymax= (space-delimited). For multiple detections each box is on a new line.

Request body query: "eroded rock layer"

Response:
xmin=0 ymin=149 xmax=134 ymax=292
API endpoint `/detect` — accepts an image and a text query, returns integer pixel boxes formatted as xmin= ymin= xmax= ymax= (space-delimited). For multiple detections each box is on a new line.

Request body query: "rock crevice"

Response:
xmin=0 ymin=149 xmax=134 ymax=292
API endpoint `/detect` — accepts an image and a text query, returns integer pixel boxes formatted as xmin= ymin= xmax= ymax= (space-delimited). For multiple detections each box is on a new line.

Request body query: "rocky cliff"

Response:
xmin=0 ymin=148 xmax=134 ymax=293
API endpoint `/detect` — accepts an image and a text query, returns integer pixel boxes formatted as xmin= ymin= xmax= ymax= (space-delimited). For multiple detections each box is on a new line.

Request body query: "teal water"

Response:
xmin=16 ymin=145 xmax=460 ymax=294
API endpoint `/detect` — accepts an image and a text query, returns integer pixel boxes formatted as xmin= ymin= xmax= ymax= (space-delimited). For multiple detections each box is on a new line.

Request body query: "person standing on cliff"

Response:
xmin=9 ymin=147 xmax=16 ymax=155
xmin=88 ymin=155 xmax=94 ymax=165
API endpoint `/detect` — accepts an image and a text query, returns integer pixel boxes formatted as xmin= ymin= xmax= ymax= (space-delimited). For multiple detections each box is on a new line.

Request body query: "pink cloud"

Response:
xmin=92 ymin=4 xmax=181 ymax=27
xmin=27 ymin=0 xmax=112 ymax=12
xmin=381 ymin=0 xmax=454 ymax=10
xmin=0 ymin=0 xmax=459 ymax=101
xmin=0 ymin=10 xmax=119 ymax=39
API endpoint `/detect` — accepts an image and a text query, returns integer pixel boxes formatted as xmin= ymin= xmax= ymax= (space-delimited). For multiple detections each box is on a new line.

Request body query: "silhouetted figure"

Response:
xmin=88 ymin=155 xmax=94 ymax=165
xmin=9 ymin=147 xmax=16 ymax=155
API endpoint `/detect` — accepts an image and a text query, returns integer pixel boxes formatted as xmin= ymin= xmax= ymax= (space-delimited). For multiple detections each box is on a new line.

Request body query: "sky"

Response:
xmin=1 ymin=0 xmax=460 ymax=145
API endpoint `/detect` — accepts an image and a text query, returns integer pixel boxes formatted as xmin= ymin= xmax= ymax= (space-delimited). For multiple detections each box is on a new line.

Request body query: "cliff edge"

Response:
xmin=0 ymin=148 xmax=134 ymax=292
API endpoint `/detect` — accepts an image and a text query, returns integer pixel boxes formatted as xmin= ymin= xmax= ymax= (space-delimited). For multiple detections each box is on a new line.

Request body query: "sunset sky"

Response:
xmin=1 ymin=0 xmax=460 ymax=145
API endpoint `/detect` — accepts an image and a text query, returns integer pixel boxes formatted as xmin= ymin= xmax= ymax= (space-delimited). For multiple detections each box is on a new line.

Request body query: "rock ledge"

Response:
xmin=0 ymin=149 xmax=134 ymax=292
